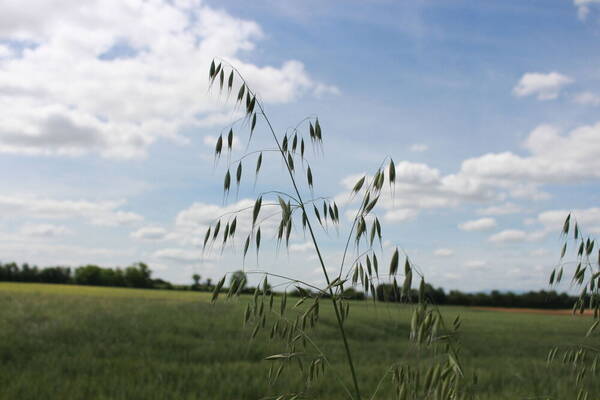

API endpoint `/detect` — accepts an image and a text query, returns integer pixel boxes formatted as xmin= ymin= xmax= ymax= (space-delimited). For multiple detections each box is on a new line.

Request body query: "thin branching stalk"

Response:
xmin=254 ymin=98 xmax=364 ymax=400
xmin=206 ymin=58 xmax=469 ymax=400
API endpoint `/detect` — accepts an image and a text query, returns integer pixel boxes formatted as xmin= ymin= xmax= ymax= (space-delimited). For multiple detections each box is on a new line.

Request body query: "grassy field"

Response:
xmin=0 ymin=282 xmax=597 ymax=400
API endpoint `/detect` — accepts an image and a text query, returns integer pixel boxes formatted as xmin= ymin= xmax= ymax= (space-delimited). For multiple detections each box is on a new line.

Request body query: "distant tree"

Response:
xmin=75 ymin=265 xmax=104 ymax=286
xmin=99 ymin=268 xmax=117 ymax=286
xmin=39 ymin=267 xmax=71 ymax=284
xmin=0 ymin=262 xmax=19 ymax=281
xmin=229 ymin=270 xmax=247 ymax=291
xmin=124 ymin=262 xmax=152 ymax=288
xmin=192 ymin=274 xmax=201 ymax=286
xmin=20 ymin=263 xmax=40 ymax=282
xmin=152 ymin=278 xmax=173 ymax=290
xmin=206 ymin=278 xmax=212 ymax=288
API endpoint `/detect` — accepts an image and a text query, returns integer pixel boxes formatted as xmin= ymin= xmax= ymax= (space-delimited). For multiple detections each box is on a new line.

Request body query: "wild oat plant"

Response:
xmin=204 ymin=59 xmax=471 ymax=400
xmin=547 ymin=215 xmax=600 ymax=400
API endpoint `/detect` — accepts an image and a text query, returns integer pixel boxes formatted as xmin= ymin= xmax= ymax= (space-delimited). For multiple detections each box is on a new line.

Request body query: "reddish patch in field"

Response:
xmin=472 ymin=307 xmax=593 ymax=316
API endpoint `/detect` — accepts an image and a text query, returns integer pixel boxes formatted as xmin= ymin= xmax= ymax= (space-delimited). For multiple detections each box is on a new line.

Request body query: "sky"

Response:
xmin=1 ymin=0 xmax=600 ymax=292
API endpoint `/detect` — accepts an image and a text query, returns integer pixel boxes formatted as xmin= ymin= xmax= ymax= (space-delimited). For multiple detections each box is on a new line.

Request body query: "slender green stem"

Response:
xmin=243 ymin=270 xmax=329 ymax=296
xmin=216 ymin=61 xmax=363 ymax=399
xmin=255 ymin=102 xmax=363 ymax=400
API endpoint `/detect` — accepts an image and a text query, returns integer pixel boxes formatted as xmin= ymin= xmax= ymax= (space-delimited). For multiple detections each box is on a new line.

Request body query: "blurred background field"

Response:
xmin=0 ymin=282 xmax=597 ymax=400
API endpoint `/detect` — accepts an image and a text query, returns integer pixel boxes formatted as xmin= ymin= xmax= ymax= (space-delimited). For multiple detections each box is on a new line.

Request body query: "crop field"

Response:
xmin=0 ymin=282 xmax=597 ymax=400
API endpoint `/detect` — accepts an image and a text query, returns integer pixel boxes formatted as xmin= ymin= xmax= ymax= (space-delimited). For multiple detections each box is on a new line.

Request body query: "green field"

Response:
xmin=0 ymin=282 xmax=597 ymax=399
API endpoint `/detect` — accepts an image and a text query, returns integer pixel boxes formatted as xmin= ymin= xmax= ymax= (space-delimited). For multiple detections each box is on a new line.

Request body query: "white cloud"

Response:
xmin=0 ymin=45 xmax=13 ymax=58
xmin=131 ymin=226 xmax=167 ymax=241
xmin=433 ymin=248 xmax=454 ymax=257
xmin=20 ymin=223 xmax=70 ymax=237
xmin=169 ymin=198 xmax=282 ymax=247
xmin=488 ymin=229 xmax=528 ymax=243
xmin=175 ymin=199 xmax=254 ymax=228
xmin=460 ymin=123 xmax=600 ymax=184
xmin=573 ymin=91 xmax=600 ymax=106
xmin=0 ymin=195 xmax=142 ymax=226
xmin=314 ymin=83 xmax=341 ymax=97
xmin=465 ymin=260 xmax=487 ymax=270
xmin=458 ymin=217 xmax=496 ymax=231
xmin=409 ymin=143 xmax=428 ymax=152
xmin=488 ymin=228 xmax=546 ymax=244
xmin=512 ymin=72 xmax=573 ymax=100
xmin=340 ymin=161 xmax=498 ymax=223
xmin=393 ymin=162 xmax=441 ymax=184
xmin=477 ymin=202 xmax=522 ymax=216
xmin=289 ymin=242 xmax=313 ymax=252
xmin=0 ymin=0 xmax=337 ymax=159
xmin=486 ymin=208 xmax=600 ymax=248
xmin=128 ymin=198 xmax=292 ymax=275
xmin=537 ymin=207 xmax=600 ymax=234
xmin=338 ymin=121 xmax=600 ymax=226
xmin=574 ymin=0 xmax=600 ymax=19
xmin=383 ymin=208 xmax=418 ymax=223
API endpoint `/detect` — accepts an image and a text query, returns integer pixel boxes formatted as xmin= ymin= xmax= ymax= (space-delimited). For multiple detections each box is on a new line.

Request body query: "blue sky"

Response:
xmin=1 ymin=0 xmax=600 ymax=291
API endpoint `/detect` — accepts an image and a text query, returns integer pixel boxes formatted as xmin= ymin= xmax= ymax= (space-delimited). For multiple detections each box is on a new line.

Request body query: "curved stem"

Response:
xmin=215 ymin=60 xmax=363 ymax=399
xmin=255 ymin=100 xmax=363 ymax=400
xmin=227 ymin=149 xmax=280 ymax=168
xmin=244 ymin=270 xmax=329 ymax=296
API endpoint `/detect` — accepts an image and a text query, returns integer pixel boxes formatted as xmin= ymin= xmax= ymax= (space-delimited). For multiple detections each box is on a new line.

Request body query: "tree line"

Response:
xmin=0 ymin=261 xmax=578 ymax=308
xmin=374 ymin=283 xmax=577 ymax=309
xmin=0 ymin=261 xmax=161 ymax=289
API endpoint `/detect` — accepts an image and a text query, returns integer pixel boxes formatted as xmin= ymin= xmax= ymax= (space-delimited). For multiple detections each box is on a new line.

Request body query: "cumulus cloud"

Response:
xmin=433 ymin=248 xmax=454 ymax=257
xmin=337 ymin=121 xmax=600 ymax=225
xmin=488 ymin=227 xmax=552 ymax=244
xmin=169 ymin=198 xmax=283 ymax=247
xmin=460 ymin=123 xmax=600 ymax=185
xmin=513 ymin=72 xmax=573 ymax=100
xmin=131 ymin=226 xmax=167 ymax=241
xmin=130 ymin=197 xmax=291 ymax=270
xmin=339 ymin=161 xmax=499 ymax=223
xmin=537 ymin=207 xmax=600 ymax=234
xmin=483 ymin=208 xmax=600 ymax=248
xmin=458 ymin=217 xmax=496 ymax=231
xmin=0 ymin=195 xmax=142 ymax=226
xmin=0 ymin=0 xmax=337 ymax=159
